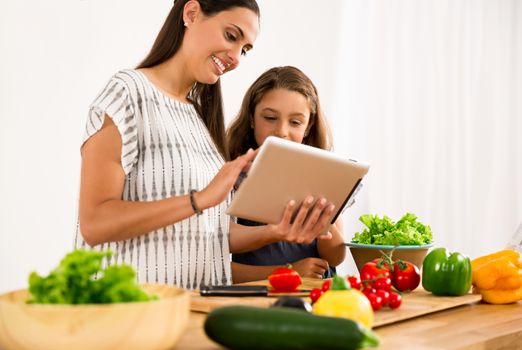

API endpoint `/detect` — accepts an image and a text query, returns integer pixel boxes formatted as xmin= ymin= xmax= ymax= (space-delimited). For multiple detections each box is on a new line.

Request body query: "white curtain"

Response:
xmin=335 ymin=0 xmax=521 ymax=270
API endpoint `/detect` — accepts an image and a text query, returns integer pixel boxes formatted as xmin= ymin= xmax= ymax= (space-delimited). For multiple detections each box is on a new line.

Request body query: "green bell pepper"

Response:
xmin=422 ymin=247 xmax=472 ymax=296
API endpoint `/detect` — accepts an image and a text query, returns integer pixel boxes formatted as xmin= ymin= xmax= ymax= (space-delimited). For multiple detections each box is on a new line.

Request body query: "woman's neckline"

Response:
xmin=135 ymin=69 xmax=193 ymax=106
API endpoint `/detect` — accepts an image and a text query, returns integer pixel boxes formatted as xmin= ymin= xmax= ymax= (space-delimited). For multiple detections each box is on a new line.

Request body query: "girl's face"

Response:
xmin=252 ymin=88 xmax=311 ymax=146
xmin=183 ymin=4 xmax=259 ymax=84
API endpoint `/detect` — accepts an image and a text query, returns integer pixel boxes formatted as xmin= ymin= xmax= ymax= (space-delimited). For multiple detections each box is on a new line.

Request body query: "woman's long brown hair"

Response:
xmin=137 ymin=0 xmax=260 ymax=159
xmin=227 ymin=66 xmax=333 ymax=160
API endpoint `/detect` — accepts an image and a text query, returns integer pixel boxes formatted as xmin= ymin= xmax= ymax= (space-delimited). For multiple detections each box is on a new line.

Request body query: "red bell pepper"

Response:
xmin=268 ymin=266 xmax=302 ymax=292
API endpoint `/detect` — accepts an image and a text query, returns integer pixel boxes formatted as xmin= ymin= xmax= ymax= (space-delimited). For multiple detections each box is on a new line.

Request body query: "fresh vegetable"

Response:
xmin=268 ymin=266 xmax=302 ymax=292
xmin=27 ymin=249 xmax=157 ymax=304
xmin=272 ymin=296 xmax=312 ymax=312
xmin=321 ymin=279 xmax=332 ymax=291
xmin=363 ymin=292 xmax=383 ymax=311
xmin=313 ymin=273 xmax=403 ymax=312
xmin=205 ymin=306 xmax=380 ymax=350
xmin=360 ymin=260 xmax=391 ymax=282
xmin=422 ymin=247 xmax=472 ymax=296
xmin=471 ymin=249 xmax=522 ymax=304
xmin=352 ymin=213 xmax=432 ymax=245
xmin=312 ymin=289 xmax=374 ymax=329
xmin=392 ymin=260 xmax=421 ymax=292
xmin=331 ymin=275 xmax=351 ymax=290
xmin=309 ymin=288 xmax=324 ymax=303
xmin=347 ymin=276 xmax=362 ymax=290
xmin=388 ymin=291 xmax=402 ymax=309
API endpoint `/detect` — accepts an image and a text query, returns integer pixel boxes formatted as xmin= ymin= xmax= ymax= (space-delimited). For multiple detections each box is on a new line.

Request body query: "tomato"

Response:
xmin=372 ymin=257 xmax=392 ymax=270
xmin=372 ymin=276 xmax=392 ymax=291
xmin=360 ymin=260 xmax=391 ymax=283
xmin=347 ymin=275 xmax=361 ymax=290
xmin=388 ymin=291 xmax=402 ymax=309
xmin=376 ymin=289 xmax=390 ymax=307
xmin=321 ymin=279 xmax=332 ymax=292
xmin=268 ymin=266 xmax=302 ymax=292
xmin=365 ymin=292 xmax=383 ymax=311
xmin=392 ymin=260 xmax=421 ymax=292
xmin=309 ymin=288 xmax=323 ymax=303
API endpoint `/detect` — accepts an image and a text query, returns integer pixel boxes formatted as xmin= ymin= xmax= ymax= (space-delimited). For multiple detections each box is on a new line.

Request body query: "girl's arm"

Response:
xmin=229 ymin=198 xmax=336 ymax=254
xmin=317 ymin=219 xmax=347 ymax=267
xmin=80 ymin=115 xmax=255 ymax=246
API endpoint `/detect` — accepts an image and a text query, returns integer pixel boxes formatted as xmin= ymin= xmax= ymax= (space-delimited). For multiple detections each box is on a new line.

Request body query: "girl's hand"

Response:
xmin=197 ymin=149 xmax=257 ymax=209
xmin=292 ymin=257 xmax=329 ymax=279
xmin=272 ymin=196 xmax=335 ymax=244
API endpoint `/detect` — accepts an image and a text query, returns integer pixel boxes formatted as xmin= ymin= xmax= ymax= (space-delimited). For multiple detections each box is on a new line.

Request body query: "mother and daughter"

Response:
xmin=75 ymin=0 xmax=347 ymax=289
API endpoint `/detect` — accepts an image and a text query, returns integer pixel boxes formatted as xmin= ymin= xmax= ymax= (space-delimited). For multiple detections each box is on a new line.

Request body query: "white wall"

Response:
xmin=0 ymin=0 xmax=360 ymax=293
xmin=2 ymin=0 xmax=519 ymax=294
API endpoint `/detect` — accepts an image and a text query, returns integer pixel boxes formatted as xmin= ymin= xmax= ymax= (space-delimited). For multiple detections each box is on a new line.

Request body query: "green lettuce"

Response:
xmin=27 ymin=249 xmax=157 ymax=304
xmin=352 ymin=213 xmax=433 ymax=245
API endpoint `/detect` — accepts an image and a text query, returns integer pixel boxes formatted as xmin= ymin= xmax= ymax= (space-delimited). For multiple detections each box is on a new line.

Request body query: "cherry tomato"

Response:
xmin=360 ymin=260 xmax=391 ymax=283
xmin=309 ymin=288 xmax=323 ymax=303
xmin=372 ymin=276 xmax=392 ymax=291
xmin=362 ymin=287 xmax=377 ymax=295
xmin=392 ymin=260 xmax=421 ymax=292
xmin=388 ymin=291 xmax=402 ymax=309
xmin=365 ymin=292 xmax=383 ymax=311
xmin=268 ymin=267 xmax=302 ymax=292
xmin=376 ymin=289 xmax=390 ymax=307
xmin=372 ymin=257 xmax=393 ymax=270
xmin=347 ymin=275 xmax=361 ymax=290
xmin=321 ymin=279 xmax=332 ymax=292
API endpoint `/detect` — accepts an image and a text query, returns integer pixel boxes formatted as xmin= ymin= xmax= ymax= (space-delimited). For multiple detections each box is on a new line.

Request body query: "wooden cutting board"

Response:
xmin=190 ymin=278 xmax=482 ymax=328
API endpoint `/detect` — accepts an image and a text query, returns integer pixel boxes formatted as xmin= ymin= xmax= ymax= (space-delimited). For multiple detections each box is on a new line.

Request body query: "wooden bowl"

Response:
xmin=0 ymin=284 xmax=189 ymax=350
xmin=347 ymin=243 xmax=433 ymax=272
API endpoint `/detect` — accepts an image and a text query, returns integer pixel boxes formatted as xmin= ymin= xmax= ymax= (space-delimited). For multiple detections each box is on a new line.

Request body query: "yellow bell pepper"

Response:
xmin=478 ymin=285 xmax=522 ymax=304
xmin=471 ymin=249 xmax=522 ymax=304
xmin=471 ymin=249 xmax=521 ymax=270
xmin=312 ymin=289 xmax=374 ymax=329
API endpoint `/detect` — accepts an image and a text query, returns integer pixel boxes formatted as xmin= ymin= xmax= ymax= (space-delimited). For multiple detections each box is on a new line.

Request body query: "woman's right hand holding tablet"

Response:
xmin=271 ymin=196 xmax=335 ymax=244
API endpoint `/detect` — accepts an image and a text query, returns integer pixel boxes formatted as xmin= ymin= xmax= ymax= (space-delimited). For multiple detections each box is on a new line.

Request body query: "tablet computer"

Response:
xmin=226 ymin=136 xmax=370 ymax=226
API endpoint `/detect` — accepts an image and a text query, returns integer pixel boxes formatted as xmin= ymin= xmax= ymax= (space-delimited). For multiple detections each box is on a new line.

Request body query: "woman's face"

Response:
xmin=183 ymin=4 xmax=259 ymax=84
xmin=252 ymin=88 xmax=311 ymax=147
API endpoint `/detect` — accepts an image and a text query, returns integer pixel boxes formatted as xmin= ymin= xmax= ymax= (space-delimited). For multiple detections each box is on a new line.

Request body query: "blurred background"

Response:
xmin=1 ymin=0 xmax=520 ymax=292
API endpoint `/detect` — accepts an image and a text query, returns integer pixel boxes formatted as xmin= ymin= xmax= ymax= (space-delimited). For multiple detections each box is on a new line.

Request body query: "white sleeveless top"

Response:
xmin=74 ymin=69 xmax=232 ymax=289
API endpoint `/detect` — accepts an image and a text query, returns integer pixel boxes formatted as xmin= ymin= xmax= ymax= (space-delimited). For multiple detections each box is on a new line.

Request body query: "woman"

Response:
xmin=75 ymin=1 xmax=335 ymax=290
xmin=227 ymin=66 xmax=347 ymax=282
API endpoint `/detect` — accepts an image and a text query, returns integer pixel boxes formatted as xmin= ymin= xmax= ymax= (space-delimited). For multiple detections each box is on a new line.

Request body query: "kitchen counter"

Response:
xmin=177 ymin=302 xmax=522 ymax=349
xmin=176 ymin=280 xmax=522 ymax=350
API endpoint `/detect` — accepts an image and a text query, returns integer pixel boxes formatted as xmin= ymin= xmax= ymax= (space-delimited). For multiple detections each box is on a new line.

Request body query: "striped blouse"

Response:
xmin=74 ymin=69 xmax=232 ymax=289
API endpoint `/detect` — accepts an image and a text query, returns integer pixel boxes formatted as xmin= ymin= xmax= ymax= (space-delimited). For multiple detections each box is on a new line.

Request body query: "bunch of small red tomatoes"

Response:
xmin=309 ymin=257 xmax=421 ymax=311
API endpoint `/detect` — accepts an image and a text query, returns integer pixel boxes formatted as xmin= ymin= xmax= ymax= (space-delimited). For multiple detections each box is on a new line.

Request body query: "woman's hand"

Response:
xmin=292 ymin=257 xmax=329 ymax=279
xmin=197 ymin=149 xmax=257 ymax=210
xmin=271 ymin=196 xmax=335 ymax=244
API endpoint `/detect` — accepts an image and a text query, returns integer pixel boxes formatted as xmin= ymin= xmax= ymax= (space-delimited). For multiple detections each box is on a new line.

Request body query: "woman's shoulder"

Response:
xmin=108 ymin=69 xmax=143 ymax=89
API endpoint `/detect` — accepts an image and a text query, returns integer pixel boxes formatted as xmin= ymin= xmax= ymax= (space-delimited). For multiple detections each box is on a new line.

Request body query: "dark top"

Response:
xmin=232 ymin=218 xmax=335 ymax=278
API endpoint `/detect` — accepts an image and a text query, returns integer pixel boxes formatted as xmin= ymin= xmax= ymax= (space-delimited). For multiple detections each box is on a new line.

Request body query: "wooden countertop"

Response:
xmin=177 ymin=279 xmax=522 ymax=350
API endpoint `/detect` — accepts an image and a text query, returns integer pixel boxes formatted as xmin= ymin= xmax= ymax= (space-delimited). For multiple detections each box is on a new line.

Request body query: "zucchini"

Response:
xmin=204 ymin=305 xmax=380 ymax=350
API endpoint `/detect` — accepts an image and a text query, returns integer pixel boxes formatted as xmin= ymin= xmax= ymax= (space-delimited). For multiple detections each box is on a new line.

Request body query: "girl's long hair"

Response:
xmin=137 ymin=0 xmax=260 ymax=158
xmin=227 ymin=66 xmax=332 ymax=160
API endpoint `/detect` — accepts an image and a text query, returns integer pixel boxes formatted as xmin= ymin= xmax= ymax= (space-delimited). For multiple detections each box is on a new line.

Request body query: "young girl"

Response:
xmin=227 ymin=66 xmax=347 ymax=282
xmin=75 ymin=1 xmax=336 ymax=290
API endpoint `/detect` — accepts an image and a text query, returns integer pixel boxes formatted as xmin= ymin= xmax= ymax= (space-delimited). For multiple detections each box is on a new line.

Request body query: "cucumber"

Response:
xmin=204 ymin=305 xmax=380 ymax=350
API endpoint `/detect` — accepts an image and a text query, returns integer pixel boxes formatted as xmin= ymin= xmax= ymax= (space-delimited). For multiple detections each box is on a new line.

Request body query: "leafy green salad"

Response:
xmin=28 ymin=249 xmax=157 ymax=304
xmin=351 ymin=213 xmax=433 ymax=246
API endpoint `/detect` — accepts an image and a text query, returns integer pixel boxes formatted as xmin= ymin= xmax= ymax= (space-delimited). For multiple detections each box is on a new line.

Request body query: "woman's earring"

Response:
xmin=184 ymin=22 xmax=188 ymax=27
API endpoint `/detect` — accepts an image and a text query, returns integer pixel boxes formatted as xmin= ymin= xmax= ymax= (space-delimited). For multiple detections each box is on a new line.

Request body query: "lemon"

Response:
xmin=312 ymin=289 xmax=374 ymax=329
